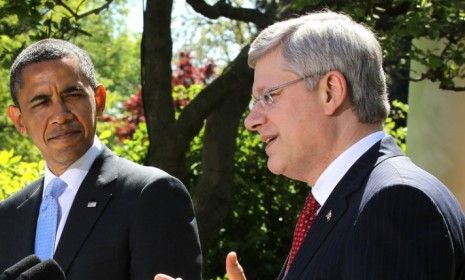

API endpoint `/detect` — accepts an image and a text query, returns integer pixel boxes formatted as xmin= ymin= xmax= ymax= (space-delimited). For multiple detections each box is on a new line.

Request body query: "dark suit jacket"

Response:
xmin=279 ymin=136 xmax=465 ymax=280
xmin=0 ymin=147 xmax=202 ymax=280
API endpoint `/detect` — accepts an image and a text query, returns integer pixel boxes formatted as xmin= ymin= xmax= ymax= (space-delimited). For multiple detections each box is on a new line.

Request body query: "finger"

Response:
xmin=226 ymin=251 xmax=247 ymax=280
xmin=154 ymin=274 xmax=179 ymax=280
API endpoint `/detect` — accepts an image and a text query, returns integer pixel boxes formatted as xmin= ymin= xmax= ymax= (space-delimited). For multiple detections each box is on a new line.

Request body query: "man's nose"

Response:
xmin=244 ymin=105 xmax=265 ymax=131
xmin=50 ymin=100 xmax=73 ymax=124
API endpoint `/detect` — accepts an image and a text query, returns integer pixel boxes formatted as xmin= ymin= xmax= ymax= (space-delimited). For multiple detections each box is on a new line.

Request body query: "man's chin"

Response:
xmin=267 ymin=160 xmax=284 ymax=175
xmin=44 ymin=148 xmax=89 ymax=169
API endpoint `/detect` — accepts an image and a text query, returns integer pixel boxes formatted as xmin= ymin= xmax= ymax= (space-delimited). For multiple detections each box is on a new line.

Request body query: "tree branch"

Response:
xmin=54 ymin=0 xmax=114 ymax=20
xmin=439 ymin=84 xmax=465 ymax=91
xmin=176 ymin=45 xmax=252 ymax=148
xmin=185 ymin=0 xmax=273 ymax=29
xmin=396 ymin=70 xmax=465 ymax=92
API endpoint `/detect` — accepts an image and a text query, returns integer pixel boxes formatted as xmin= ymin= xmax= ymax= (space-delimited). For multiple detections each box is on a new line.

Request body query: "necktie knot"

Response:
xmin=45 ymin=177 xmax=67 ymax=199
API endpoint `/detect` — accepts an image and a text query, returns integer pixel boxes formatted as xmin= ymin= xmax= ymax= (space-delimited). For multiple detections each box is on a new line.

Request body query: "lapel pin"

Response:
xmin=326 ymin=210 xmax=332 ymax=222
xmin=87 ymin=201 xmax=98 ymax=208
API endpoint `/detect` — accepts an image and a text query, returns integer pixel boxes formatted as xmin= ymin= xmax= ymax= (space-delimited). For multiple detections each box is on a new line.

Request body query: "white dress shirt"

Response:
xmin=41 ymin=136 xmax=103 ymax=251
xmin=312 ymin=131 xmax=386 ymax=210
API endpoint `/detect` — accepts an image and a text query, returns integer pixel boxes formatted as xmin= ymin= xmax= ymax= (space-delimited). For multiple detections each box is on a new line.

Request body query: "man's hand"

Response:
xmin=154 ymin=274 xmax=181 ymax=280
xmin=154 ymin=252 xmax=246 ymax=280
xmin=226 ymin=251 xmax=247 ymax=280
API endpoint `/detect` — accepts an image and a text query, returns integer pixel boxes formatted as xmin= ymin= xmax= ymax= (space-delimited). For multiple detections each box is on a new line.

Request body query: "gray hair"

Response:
xmin=248 ymin=11 xmax=390 ymax=123
xmin=10 ymin=38 xmax=98 ymax=106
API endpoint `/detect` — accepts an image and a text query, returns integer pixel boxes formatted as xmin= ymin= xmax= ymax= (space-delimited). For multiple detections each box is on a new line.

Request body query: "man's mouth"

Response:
xmin=48 ymin=129 xmax=81 ymax=141
xmin=262 ymin=135 xmax=277 ymax=147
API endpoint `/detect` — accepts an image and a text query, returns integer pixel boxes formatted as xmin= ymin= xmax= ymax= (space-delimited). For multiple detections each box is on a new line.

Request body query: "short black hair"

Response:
xmin=10 ymin=38 xmax=98 ymax=105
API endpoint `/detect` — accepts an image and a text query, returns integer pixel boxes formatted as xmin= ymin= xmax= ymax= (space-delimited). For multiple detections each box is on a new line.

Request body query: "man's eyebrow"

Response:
xmin=28 ymin=93 xmax=50 ymax=104
xmin=26 ymin=85 xmax=84 ymax=105
xmin=252 ymin=86 xmax=265 ymax=97
xmin=61 ymin=85 xmax=83 ymax=93
xmin=253 ymin=86 xmax=277 ymax=98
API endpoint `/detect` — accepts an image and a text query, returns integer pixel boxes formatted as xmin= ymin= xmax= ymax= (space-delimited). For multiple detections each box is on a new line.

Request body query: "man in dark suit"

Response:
xmin=0 ymin=39 xmax=202 ymax=280
xmin=155 ymin=10 xmax=465 ymax=280
xmin=232 ymin=10 xmax=465 ymax=280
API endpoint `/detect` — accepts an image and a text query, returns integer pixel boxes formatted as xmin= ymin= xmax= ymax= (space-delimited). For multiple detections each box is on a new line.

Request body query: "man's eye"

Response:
xmin=31 ymin=100 xmax=49 ymax=108
xmin=67 ymin=91 xmax=84 ymax=97
xmin=263 ymin=94 xmax=273 ymax=104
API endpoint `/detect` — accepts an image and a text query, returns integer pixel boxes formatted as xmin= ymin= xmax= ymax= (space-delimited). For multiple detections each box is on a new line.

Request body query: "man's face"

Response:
xmin=244 ymin=49 xmax=328 ymax=183
xmin=8 ymin=56 xmax=106 ymax=175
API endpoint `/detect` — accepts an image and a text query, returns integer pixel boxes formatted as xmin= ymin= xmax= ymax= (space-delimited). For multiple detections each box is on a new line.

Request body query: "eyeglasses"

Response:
xmin=250 ymin=76 xmax=307 ymax=109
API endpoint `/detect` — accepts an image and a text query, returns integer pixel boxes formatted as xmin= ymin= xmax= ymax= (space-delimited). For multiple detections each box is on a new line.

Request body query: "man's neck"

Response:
xmin=304 ymin=122 xmax=382 ymax=186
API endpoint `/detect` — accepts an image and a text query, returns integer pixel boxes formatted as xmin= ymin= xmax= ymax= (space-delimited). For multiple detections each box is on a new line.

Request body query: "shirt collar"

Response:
xmin=312 ymin=131 xmax=386 ymax=207
xmin=44 ymin=136 xmax=103 ymax=196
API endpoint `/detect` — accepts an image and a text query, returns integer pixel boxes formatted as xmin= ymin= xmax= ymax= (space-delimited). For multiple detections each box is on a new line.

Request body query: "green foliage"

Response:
xmin=71 ymin=5 xmax=141 ymax=101
xmin=0 ymin=0 xmax=109 ymax=67
xmin=173 ymin=84 xmax=204 ymax=103
xmin=184 ymin=117 xmax=308 ymax=278
xmin=0 ymin=67 xmax=10 ymax=125
xmin=103 ymin=123 xmax=149 ymax=164
xmin=185 ymin=127 xmax=204 ymax=186
xmin=384 ymin=100 xmax=409 ymax=153
xmin=173 ymin=84 xmax=204 ymax=116
xmin=203 ymin=125 xmax=308 ymax=279
xmin=0 ymin=149 xmax=44 ymax=200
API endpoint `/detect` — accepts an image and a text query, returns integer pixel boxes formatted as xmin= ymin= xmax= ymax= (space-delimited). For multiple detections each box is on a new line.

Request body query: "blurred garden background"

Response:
xmin=0 ymin=0 xmax=464 ymax=279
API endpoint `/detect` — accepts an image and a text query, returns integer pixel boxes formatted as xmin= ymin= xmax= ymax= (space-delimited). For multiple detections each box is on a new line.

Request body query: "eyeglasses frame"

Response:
xmin=250 ymin=75 xmax=315 ymax=109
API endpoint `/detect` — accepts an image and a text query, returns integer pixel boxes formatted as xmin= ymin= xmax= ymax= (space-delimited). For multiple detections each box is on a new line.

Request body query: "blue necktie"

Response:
xmin=34 ymin=177 xmax=67 ymax=260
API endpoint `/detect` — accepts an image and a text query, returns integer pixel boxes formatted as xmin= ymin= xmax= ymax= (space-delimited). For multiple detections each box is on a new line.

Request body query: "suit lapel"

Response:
xmin=15 ymin=180 xmax=43 ymax=256
xmin=286 ymin=136 xmax=402 ymax=279
xmin=54 ymin=148 xmax=117 ymax=273
xmin=276 ymin=256 xmax=289 ymax=280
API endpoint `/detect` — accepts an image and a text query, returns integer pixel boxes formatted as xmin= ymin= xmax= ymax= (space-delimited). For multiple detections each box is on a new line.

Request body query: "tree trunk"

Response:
xmin=193 ymin=47 xmax=253 ymax=250
xmin=142 ymin=0 xmax=257 ymax=253
xmin=142 ymin=0 xmax=189 ymax=179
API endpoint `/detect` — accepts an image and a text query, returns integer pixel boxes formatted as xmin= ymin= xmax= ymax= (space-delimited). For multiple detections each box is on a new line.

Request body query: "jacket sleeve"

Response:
xmin=129 ymin=175 xmax=202 ymax=280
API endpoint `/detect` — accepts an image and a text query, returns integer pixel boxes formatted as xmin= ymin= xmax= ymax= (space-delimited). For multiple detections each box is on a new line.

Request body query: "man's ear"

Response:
xmin=321 ymin=71 xmax=348 ymax=116
xmin=94 ymin=85 xmax=107 ymax=116
xmin=7 ymin=105 xmax=28 ymax=136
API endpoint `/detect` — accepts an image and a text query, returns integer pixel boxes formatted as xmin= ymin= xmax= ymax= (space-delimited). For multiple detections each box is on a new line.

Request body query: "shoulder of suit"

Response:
xmin=368 ymin=155 xmax=444 ymax=191
xmin=362 ymin=155 xmax=463 ymax=219
xmin=116 ymin=156 xmax=169 ymax=176
xmin=0 ymin=177 xmax=42 ymax=210
xmin=97 ymin=147 xmax=167 ymax=176
xmin=102 ymin=151 xmax=184 ymax=188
